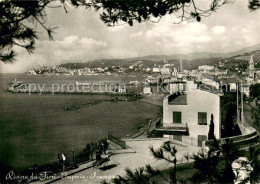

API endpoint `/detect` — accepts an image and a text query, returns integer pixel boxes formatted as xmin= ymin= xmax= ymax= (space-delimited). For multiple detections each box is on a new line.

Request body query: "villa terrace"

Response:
xmin=168 ymin=93 xmax=187 ymax=105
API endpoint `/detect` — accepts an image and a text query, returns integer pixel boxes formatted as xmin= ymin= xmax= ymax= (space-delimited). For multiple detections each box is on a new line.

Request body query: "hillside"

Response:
xmin=59 ymin=43 xmax=260 ymax=70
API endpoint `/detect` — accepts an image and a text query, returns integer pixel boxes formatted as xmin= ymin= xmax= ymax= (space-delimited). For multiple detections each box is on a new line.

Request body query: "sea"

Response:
xmin=0 ymin=74 xmax=161 ymax=170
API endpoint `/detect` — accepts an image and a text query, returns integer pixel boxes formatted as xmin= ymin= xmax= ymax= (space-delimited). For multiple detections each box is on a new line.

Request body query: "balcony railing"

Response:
xmin=156 ymin=123 xmax=189 ymax=134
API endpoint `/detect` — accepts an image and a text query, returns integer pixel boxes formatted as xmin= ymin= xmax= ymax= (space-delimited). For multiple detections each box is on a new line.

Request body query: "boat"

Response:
xmin=76 ymin=81 xmax=92 ymax=86
xmin=8 ymin=79 xmax=27 ymax=92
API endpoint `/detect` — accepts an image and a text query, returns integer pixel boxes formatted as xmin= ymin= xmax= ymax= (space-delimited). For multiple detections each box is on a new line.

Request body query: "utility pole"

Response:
xmin=237 ymin=81 xmax=239 ymax=123
xmin=241 ymin=81 xmax=244 ymax=124
xmin=72 ymin=144 xmax=75 ymax=166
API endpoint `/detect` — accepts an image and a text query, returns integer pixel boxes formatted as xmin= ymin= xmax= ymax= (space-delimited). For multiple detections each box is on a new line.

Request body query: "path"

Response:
xmin=32 ymin=139 xmax=200 ymax=184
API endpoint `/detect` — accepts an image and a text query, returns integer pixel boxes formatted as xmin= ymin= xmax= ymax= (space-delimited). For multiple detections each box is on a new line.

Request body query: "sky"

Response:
xmin=1 ymin=0 xmax=260 ymax=73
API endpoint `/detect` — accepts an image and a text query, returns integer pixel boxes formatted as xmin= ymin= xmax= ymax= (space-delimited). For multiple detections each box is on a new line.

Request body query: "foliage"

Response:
xmin=251 ymin=107 xmax=260 ymax=127
xmin=3 ymin=0 xmax=260 ymax=63
xmin=147 ymin=129 xmax=163 ymax=138
xmin=191 ymin=148 xmax=220 ymax=183
xmin=102 ymin=164 xmax=159 ymax=184
xmin=221 ymin=93 xmax=238 ymax=137
xmin=255 ymin=62 xmax=260 ymax=68
xmin=1 ymin=0 xmax=52 ymax=63
xmin=250 ymin=84 xmax=260 ymax=100
xmin=150 ymin=141 xmax=178 ymax=184
xmin=249 ymin=146 xmax=260 ymax=183
xmin=249 ymin=0 xmax=260 ymax=11
xmin=250 ymin=80 xmax=260 ymax=129
xmin=191 ymin=138 xmax=242 ymax=183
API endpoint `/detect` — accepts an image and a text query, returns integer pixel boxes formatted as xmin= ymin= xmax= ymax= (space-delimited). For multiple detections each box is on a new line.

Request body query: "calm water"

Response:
xmin=0 ymin=73 xmax=145 ymax=92
xmin=0 ymin=74 xmax=160 ymax=169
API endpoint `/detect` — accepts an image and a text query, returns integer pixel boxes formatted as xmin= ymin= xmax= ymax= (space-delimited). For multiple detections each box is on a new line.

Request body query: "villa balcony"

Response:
xmin=155 ymin=123 xmax=189 ymax=135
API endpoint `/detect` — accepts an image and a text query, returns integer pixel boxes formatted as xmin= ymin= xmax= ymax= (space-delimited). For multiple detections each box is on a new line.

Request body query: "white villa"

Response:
xmin=159 ymin=80 xmax=223 ymax=146
xmin=143 ymin=86 xmax=152 ymax=94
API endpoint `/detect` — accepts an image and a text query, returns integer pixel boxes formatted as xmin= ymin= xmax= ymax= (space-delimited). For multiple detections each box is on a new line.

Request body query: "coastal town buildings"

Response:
xmin=161 ymin=66 xmax=172 ymax=75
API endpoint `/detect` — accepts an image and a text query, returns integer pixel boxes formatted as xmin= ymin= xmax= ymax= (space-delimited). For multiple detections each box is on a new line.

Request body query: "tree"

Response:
xmin=221 ymin=101 xmax=237 ymax=137
xmin=250 ymin=84 xmax=260 ymax=105
xmin=1 ymin=0 xmax=259 ymax=63
xmin=208 ymin=114 xmax=215 ymax=140
xmin=251 ymin=107 xmax=260 ymax=127
xmin=101 ymin=164 xmax=160 ymax=184
xmin=249 ymin=146 xmax=260 ymax=183
xmin=191 ymin=138 xmax=241 ymax=183
xmin=150 ymin=141 xmax=178 ymax=184
xmin=249 ymin=0 xmax=260 ymax=10
xmin=191 ymin=147 xmax=220 ymax=183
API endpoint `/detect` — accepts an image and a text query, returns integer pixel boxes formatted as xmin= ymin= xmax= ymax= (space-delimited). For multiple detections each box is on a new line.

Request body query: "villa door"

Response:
xmin=198 ymin=135 xmax=207 ymax=147
xmin=172 ymin=135 xmax=182 ymax=142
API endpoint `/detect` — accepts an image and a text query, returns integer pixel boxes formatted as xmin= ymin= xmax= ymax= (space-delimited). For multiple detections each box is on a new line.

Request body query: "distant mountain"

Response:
xmin=229 ymin=43 xmax=260 ymax=57
xmin=59 ymin=43 xmax=260 ymax=69
xmin=128 ymin=43 xmax=260 ymax=61
xmin=128 ymin=53 xmax=226 ymax=61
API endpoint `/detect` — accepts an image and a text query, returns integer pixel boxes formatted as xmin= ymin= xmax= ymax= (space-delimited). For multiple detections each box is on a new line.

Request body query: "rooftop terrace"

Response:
xmin=168 ymin=93 xmax=187 ymax=105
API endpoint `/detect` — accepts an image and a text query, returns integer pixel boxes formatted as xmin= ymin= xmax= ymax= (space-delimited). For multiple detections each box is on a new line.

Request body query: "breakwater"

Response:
xmin=63 ymin=95 xmax=143 ymax=111
xmin=7 ymin=89 xmax=141 ymax=96
xmin=64 ymin=98 xmax=127 ymax=111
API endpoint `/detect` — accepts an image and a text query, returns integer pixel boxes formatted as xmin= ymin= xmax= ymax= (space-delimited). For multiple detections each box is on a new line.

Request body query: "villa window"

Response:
xmin=198 ymin=112 xmax=207 ymax=125
xmin=173 ymin=112 xmax=182 ymax=124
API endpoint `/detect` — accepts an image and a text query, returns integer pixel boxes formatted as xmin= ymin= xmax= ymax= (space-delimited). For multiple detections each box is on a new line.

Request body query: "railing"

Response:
xmin=167 ymin=93 xmax=187 ymax=105
xmin=108 ymin=133 xmax=127 ymax=149
xmin=168 ymin=93 xmax=179 ymax=103
xmin=156 ymin=123 xmax=189 ymax=134
xmin=205 ymin=129 xmax=259 ymax=149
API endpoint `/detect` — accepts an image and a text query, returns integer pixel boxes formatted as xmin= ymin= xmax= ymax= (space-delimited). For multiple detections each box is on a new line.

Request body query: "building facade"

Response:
xmin=249 ymin=55 xmax=255 ymax=78
xmin=143 ymin=86 xmax=152 ymax=94
xmin=161 ymin=81 xmax=222 ymax=146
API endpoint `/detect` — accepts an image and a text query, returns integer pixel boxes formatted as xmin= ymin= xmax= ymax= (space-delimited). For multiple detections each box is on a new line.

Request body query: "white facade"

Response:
xmin=152 ymin=67 xmax=160 ymax=73
xmin=118 ymin=88 xmax=126 ymax=93
xmin=198 ymin=65 xmax=215 ymax=70
xmin=143 ymin=87 xmax=152 ymax=94
xmin=201 ymin=78 xmax=219 ymax=90
xmin=161 ymin=67 xmax=172 ymax=75
xmin=168 ymin=83 xmax=185 ymax=94
xmin=229 ymin=83 xmax=237 ymax=91
xmin=242 ymin=85 xmax=250 ymax=97
xmin=177 ymin=72 xmax=185 ymax=78
xmin=163 ymin=81 xmax=221 ymax=141
xmin=249 ymin=55 xmax=255 ymax=78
